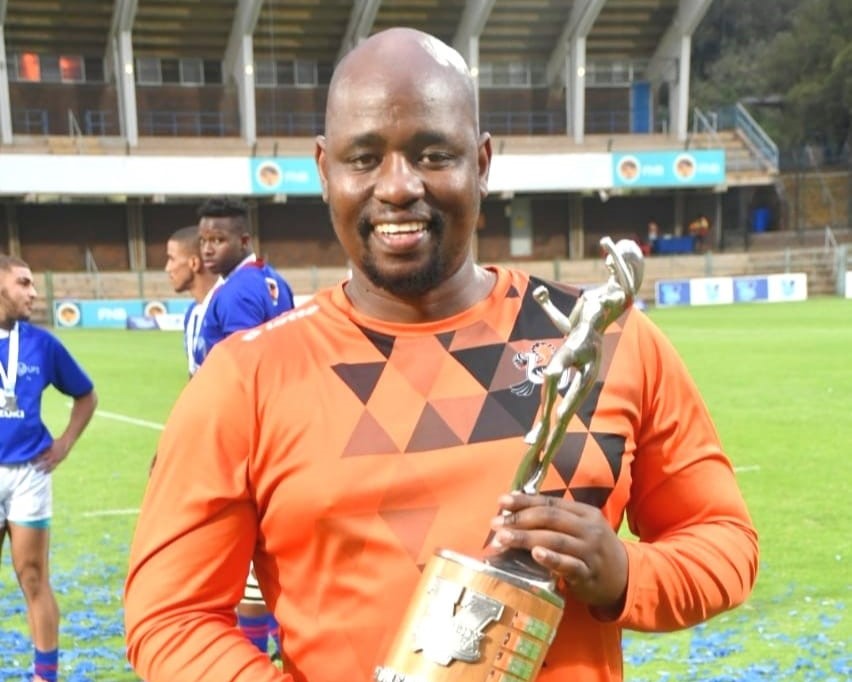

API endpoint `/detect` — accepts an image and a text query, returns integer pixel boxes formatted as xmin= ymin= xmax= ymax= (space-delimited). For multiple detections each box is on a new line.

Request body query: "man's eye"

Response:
xmin=421 ymin=151 xmax=453 ymax=165
xmin=349 ymin=154 xmax=378 ymax=169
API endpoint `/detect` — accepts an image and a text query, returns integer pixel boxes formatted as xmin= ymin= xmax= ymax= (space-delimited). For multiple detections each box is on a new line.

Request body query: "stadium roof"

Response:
xmin=2 ymin=0 xmax=688 ymax=80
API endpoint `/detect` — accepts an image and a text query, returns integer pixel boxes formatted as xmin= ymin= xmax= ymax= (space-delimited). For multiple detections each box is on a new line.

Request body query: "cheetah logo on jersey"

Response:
xmin=510 ymin=341 xmax=572 ymax=397
xmin=412 ymin=577 xmax=503 ymax=665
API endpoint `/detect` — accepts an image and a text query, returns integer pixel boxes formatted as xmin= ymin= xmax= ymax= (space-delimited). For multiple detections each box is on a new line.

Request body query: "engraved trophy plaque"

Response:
xmin=375 ymin=237 xmax=644 ymax=682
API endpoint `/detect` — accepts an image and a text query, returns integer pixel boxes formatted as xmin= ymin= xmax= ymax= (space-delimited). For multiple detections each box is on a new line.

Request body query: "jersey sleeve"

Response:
xmin=124 ymin=343 xmax=285 ymax=681
xmin=614 ymin=312 xmax=759 ymax=631
xmin=218 ymin=274 xmax=273 ymax=336
xmin=46 ymin=333 xmax=94 ymax=398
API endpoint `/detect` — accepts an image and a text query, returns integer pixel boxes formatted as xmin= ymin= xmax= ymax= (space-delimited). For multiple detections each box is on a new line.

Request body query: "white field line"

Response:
xmin=82 ymin=508 xmax=140 ymax=517
xmin=94 ymin=408 xmax=165 ymax=431
xmin=66 ymin=401 xmax=166 ymax=431
xmin=734 ymin=465 xmax=761 ymax=473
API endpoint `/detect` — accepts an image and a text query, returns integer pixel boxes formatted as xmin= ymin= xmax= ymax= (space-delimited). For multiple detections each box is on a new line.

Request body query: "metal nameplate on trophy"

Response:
xmin=375 ymin=237 xmax=645 ymax=682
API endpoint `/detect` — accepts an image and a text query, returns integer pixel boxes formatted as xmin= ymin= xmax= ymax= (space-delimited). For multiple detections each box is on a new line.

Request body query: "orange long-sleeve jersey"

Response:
xmin=125 ymin=266 xmax=758 ymax=682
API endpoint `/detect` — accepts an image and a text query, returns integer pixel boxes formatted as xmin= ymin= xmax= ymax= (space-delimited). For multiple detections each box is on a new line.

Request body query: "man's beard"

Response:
xmin=0 ymin=288 xmax=27 ymax=324
xmin=358 ymin=220 xmax=446 ymax=297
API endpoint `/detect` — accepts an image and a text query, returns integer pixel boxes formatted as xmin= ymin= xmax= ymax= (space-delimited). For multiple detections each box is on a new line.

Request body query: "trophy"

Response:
xmin=375 ymin=237 xmax=644 ymax=682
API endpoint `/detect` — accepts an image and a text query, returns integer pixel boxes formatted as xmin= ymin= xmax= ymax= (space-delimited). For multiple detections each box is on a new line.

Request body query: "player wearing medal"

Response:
xmin=0 ymin=255 xmax=97 ymax=682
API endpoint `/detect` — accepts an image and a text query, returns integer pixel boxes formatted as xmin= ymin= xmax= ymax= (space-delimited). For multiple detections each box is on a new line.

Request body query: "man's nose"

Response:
xmin=374 ymin=154 xmax=424 ymax=205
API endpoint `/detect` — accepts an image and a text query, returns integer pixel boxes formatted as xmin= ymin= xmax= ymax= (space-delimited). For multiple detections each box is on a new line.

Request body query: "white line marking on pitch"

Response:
xmin=82 ymin=508 xmax=140 ymax=517
xmin=96 ymin=409 xmax=164 ymax=430
xmin=68 ymin=403 xmax=165 ymax=431
xmin=734 ymin=465 xmax=761 ymax=473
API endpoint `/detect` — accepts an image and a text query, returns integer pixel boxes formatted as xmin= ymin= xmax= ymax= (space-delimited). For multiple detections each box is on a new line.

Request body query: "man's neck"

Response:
xmin=224 ymin=252 xmax=257 ymax=279
xmin=0 ymin=317 xmax=15 ymax=332
xmin=190 ymin=275 xmax=220 ymax=304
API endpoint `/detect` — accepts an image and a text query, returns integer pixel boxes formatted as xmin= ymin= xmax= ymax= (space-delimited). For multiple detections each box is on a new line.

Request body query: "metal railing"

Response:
xmin=708 ymin=103 xmax=780 ymax=173
xmin=139 ymin=111 xmax=236 ymax=137
xmin=12 ymin=109 xmax=49 ymax=134
xmin=690 ymin=107 xmax=723 ymax=149
xmin=84 ymin=248 xmax=103 ymax=299
xmin=256 ymin=112 xmax=325 ymax=136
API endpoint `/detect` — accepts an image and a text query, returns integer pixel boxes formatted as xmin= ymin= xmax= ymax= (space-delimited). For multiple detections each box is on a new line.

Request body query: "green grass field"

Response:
xmin=1 ymin=298 xmax=849 ymax=680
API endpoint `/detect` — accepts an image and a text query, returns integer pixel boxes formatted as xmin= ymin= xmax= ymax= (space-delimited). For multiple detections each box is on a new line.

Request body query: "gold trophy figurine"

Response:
xmin=375 ymin=237 xmax=645 ymax=682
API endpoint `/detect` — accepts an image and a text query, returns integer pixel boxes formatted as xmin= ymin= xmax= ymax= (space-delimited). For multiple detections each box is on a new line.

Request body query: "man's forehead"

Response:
xmin=199 ymin=216 xmax=241 ymax=233
xmin=7 ymin=266 xmax=33 ymax=283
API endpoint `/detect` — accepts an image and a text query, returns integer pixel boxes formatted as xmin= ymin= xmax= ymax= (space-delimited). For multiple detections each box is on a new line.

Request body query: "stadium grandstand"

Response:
xmin=0 ymin=0 xmax=848 ymax=322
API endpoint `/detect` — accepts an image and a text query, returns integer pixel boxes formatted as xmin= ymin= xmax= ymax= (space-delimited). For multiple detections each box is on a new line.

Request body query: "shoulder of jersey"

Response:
xmin=238 ymin=295 xmax=325 ymax=345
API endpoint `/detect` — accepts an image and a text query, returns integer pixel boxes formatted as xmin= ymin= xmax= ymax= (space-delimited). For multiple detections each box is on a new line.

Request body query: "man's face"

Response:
xmin=164 ymin=239 xmax=196 ymax=293
xmin=198 ymin=217 xmax=249 ymax=276
xmin=0 ymin=265 xmax=37 ymax=324
xmin=316 ymin=61 xmax=490 ymax=298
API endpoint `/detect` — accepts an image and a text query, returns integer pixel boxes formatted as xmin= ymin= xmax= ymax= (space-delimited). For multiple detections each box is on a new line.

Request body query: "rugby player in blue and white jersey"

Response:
xmin=164 ymin=225 xmax=220 ymax=377
xmin=194 ymin=197 xmax=295 ymax=368
xmin=0 ymin=255 xmax=97 ymax=682
xmin=192 ymin=197 xmax=294 ymax=661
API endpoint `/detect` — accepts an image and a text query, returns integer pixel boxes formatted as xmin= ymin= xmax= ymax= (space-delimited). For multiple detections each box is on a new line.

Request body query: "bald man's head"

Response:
xmin=326 ymin=28 xmax=478 ymax=135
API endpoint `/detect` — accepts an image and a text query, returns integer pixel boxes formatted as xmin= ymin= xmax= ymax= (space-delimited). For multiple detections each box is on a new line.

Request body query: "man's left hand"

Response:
xmin=490 ymin=492 xmax=628 ymax=613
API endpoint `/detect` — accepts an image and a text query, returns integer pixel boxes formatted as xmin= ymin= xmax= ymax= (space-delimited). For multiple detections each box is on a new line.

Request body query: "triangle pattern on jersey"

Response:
xmin=429 ymin=394 xmax=489 ymax=443
xmin=356 ymin=325 xmax=395 ymax=358
xmin=446 ymin=320 xmax=505 ymax=351
xmin=490 ymin=386 xmax=540 ymax=438
xmin=509 ymin=277 xmax=579 ymax=343
xmin=550 ymin=431 xmax=587 ymax=486
xmin=436 ymin=330 xmax=455 ymax=350
xmin=576 ymin=382 xmax=604 ymax=428
xmin=406 ymin=403 xmax=465 ymax=453
xmin=590 ymin=431 xmax=626 ymax=483
xmin=469 ymin=393 xmax=530 ymax=444
xmin=387 ymin=334 xmax=449 ymax=398
xmin=378 ymin=505 xmax=440 ymax=564
xmin=568 ymin=486 xmax=612 ymax=509
xmin=332 ymin=361 xmax=387 ymax=405
xmin=341 ymin=410 xmax=399 ymax=457
xmin=451 ymin=343 xmax=507 ymax=390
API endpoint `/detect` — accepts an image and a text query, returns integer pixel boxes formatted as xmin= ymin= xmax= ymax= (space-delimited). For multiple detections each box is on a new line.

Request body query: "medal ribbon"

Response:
xmin=0 ymin=322 xmax=19 ymax=399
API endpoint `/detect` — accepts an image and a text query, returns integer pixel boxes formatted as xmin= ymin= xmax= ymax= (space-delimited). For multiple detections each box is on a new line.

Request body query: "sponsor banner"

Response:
xmin=54 ymin=298 xmax=195 ymax=329
xmin=655 ymin=273 xmax=809 ymax=307
xmin=79 ymin=300 xmax=145 ymax=328
xmin=1 ymin=152 xmax=615 ymax=197
xmin=127 ymin=313 xmax=185 ymax=331
xmin=732 ymin=276 xmax=770 ymax=303
xmin=166 ymin=298 xmax=193 ymax=316
xmin=488 ymin=153 xmax=612 ymax=192
xmin=249 ymin=157 xmax=322 ymax=195
xmin=655 ymin=280 xmax=691 ymax=307
xmin=613 ymin=150 xmax=726 ymax=189
xmin=689 ymin=277 xmax=734 ymax=306
xmin=766 ymin=272 xmax=807 ymax=302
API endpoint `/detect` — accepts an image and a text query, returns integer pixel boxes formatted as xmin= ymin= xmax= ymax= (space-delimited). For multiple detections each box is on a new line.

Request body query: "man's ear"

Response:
xmin=315 ymin=135 xmax=329 ymax=203
xmin=189 ymin=254 xmax=202 ymax=273
xmin=478 ymin=132 xmax=492 ymax=199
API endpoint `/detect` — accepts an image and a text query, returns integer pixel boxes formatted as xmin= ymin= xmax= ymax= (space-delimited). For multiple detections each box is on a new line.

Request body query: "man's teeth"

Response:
xmin=375 ymin=222 xmax=425 ymax=235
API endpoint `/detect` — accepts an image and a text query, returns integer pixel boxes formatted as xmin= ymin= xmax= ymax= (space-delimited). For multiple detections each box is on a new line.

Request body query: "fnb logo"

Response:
xmin=97 ymin=307 xmax=128 ymax=321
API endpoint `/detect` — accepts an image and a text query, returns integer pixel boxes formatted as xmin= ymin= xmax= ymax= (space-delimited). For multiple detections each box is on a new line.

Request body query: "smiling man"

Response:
xmin=125 ymin=29 xmax=757 ymax=682
xmin=0 ymin=255 xmax=97 ymax=682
